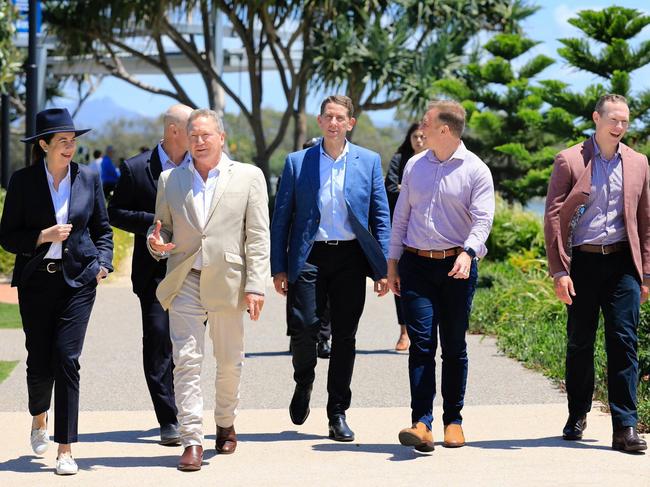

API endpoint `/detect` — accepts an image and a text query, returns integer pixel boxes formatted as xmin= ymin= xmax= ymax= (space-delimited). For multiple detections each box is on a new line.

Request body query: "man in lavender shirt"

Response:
xmin=388 ymin=100 xmax=494 ymax=452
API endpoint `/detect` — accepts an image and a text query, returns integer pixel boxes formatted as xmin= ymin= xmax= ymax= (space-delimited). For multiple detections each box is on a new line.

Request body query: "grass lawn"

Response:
xmin=0 ymin=360 xmax=18 ymax=383
xmin=0 ymin=303 xmax=21 ymax=329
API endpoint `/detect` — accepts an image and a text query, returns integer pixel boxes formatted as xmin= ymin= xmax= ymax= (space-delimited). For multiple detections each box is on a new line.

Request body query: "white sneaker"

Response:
xmin=55 ymin=454 xmax=78 ymax=475
xmin=30 ymin=427 xmax=49 ymax=456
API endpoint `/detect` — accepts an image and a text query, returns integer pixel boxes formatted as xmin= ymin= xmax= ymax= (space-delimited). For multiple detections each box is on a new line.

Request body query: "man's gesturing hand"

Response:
xmin=148 ymin=220 xmax=175 ymax=253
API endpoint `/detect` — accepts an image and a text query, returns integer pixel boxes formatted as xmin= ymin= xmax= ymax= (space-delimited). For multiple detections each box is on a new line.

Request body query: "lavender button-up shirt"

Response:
xmin=388 ymin=142 xmax=495 ymax=260
xmin=572 ymin=138 xmax=626 ymax=246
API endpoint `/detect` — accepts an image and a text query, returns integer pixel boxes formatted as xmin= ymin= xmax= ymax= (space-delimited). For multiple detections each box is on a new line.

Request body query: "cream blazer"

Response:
xmin=147 ymin=156 xmax=270 ymax=311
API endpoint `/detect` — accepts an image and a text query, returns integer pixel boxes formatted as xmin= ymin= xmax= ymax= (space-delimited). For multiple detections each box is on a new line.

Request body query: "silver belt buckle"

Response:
xmin=326 ymin=240 xmax=339 ymax=246
xmin=601 ymin=244 xmax=609 ymax=255
xmin=46 ymin=262 xmax=57 ymax=273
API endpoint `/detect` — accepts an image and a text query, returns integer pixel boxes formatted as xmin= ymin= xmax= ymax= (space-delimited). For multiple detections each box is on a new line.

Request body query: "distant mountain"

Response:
xmin=59 ymin=97 xmax=153 ymax=129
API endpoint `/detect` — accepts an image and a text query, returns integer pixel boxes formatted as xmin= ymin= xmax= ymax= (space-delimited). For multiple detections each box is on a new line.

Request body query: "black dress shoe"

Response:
xmin=289 ymin=384 xmax=312 ymax=425
xmin=612 ymin=426 xmax=647 ymax=452
xmin=317 ymin=339 xmax=331 ymax=359
xmin=562 ymin=414 xmax=587 ymax=440
xmin=328 ymin=416 xmax=354 ymax=442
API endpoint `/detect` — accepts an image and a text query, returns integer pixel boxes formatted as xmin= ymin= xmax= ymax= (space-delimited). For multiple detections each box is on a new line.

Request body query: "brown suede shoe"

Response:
xmin=177 ymin=445 xmax=203 ymax=471
xmin=216 ymin=425 xmax=237 ymax=454
xmin=398 ymin=422 xmax=434 ymax=452
xmin=443 ymin=424 xmax=465 ymax=448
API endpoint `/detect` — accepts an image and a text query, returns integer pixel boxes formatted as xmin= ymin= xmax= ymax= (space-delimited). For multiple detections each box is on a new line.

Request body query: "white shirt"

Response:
xmin=189 ymin=159 xmax=220 ymax=269
xmin=43 ymin=161 xmax=71 ymax=260
xmin=92 ymin=157 xmax=103 ymax=179
xmin=316 ymin=141 xmax=356 ymax=241
xmin=157 ymin=143 xmax=191 ymax=172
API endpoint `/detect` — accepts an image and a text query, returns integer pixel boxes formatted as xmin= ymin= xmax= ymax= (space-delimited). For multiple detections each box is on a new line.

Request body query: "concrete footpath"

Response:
xmin=0 ymin=277 xmax=647 ymax=485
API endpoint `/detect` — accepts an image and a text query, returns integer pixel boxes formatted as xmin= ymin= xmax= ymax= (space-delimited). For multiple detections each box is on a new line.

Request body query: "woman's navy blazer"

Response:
xmin=0 ymin=161 xmax=113 ymax=288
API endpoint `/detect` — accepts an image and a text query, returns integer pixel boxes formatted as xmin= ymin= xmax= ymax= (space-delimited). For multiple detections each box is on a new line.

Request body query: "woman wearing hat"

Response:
xmin=0 ymin=108 xmax=113 ymax=475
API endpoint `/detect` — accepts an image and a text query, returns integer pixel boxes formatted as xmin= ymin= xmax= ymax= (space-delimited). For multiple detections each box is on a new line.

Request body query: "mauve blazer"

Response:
xmin=544 ymin=138 xmax=650 ymax=282
xmin=0 ymin=161 xmax=114 ymax=288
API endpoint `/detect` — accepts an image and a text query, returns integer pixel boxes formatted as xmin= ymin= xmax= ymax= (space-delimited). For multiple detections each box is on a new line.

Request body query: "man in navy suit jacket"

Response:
xmin=108 ymin=104 xmax=193 ymax=446
xmin=271 ymin=95 xmax=391 ymax=442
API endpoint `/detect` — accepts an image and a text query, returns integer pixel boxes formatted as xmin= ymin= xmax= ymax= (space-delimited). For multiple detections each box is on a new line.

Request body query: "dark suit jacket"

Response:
xmin=108 ymin=145 xmax=167 ymax=296
xmin=384 ymin=151 xmax=405 ymax=216
xmin=271 ymin=143 xmax=391 ymax=283
xmin=0 ymin=161 xmax=113 ymax=288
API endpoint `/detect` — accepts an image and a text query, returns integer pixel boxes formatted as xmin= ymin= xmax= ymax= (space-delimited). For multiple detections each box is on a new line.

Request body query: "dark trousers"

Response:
xmin=138 ymin=281 xmax=177 ymax=427
xmin=17 ymin=270 xmax=96 ymax=444
xmin=567 ymin=249 xmax=640 ymax=428
xmin=287 ymin=240 xmax=368 ymax=418
xmin=399 ymin=252 xmax=478 ymax=428
xmin=393 ymin=294 xmax=404 ymax=325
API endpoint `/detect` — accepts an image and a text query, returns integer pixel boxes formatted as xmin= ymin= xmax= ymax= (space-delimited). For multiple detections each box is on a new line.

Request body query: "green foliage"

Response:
xmin=0 ymin=2 xmax=21 ymax=93
xmin=0 ymin=360 xmax=18 ymax=384
xmin=0 ymin=303 xmax=21 ymax=329
xmin=485 ymin=196 xmax=545 ymax=261
xmin=483 ymin=33 xmax=538 ymax=60
xmin=480 ymin=57 xmax=514 ymax=84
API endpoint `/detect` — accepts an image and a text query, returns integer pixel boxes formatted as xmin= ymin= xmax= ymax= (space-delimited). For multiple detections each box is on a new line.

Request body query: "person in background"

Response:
xmin=108 ymin=103 xmax=194 ymax=447
xmin=0 ymin=108 xmax=113 ymax=475
xmin=544 ymin=93 xmax=648 ymax=452
xmin=91 ymin=149 xmax=103 ymax=177
xmin=100 ymin=145 xmax=120 ymax=198
xmin=384 ymin=123 xmax=427 ymax=352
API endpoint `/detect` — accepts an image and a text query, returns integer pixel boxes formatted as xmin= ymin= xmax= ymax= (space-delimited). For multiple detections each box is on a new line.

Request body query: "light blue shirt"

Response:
xmin=573 ymin=138 xmax=626 ymax=246
xmin=315 ymin=141 xmax=356 ymax=241
xmin=157 ymin=143 xmax=191 ymax=172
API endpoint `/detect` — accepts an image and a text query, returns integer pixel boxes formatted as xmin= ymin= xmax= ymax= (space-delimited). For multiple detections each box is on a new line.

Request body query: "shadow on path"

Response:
xmin=0 ymin=455 xmax=50 ymax=474
xmin=78 ymin=428 xmax=160 ymax=444
xmin=467 ymin=436 xmax=611 ymax=451
xmin=205 ymin=430 xmax=323 ymax=443
xmin=312 ymin=442 xmax=430 ymax=462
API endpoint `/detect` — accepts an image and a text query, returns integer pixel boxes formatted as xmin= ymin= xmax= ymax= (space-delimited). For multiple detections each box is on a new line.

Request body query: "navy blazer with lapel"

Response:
xmin=108 ymin=145 xmax=167 ymax=296
xmin=0 ymin=161 xmax=113 ymax=288
xmin=271 ymin=143 xmax=391 ymax=283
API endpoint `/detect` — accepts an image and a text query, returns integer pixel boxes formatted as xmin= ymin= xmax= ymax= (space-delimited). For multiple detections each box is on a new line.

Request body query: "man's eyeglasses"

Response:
xmin=190 ymin=133 xmax=217 ymax=143
xmin=605 ymin=117 xmax=629 ymax=128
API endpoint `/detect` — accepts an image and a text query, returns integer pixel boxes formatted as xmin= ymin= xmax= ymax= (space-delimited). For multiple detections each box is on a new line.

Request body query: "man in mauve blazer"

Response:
xmin=544 ymin=94 xmax=649 ymax=452
xmin=147 ymin=109 xmax=269 ymax=470
xmin=108 ymin=104 xmax=193 ymax=446
xmin=271 ymin=95 xmax=390 ymax=442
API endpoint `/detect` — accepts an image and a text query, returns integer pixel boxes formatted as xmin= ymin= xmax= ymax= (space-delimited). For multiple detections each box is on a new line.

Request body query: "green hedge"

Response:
xmin=473 ymin=202 xmax=649 ymax=431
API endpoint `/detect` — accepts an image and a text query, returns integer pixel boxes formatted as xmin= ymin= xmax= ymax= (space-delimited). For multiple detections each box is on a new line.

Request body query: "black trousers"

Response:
xmin=287 ymin=240 xmax=368 ymax=418
xmin=137 ymin=281 xmax=177 ymax=427
xmin=567 ymin=249 xmax=641 ymax=428
xmin=17 ymin=270 xmax=96 ymax=444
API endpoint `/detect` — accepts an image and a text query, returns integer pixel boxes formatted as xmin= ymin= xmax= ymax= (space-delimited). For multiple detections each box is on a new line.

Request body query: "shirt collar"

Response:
xmin=591 ymin=136 xmax=621 ymax=163
xmin=43 ymin=160 xmax=71 ymax=184
xmin=158 ymin=143 xmax=191 ymax=168
xmin=425 ymin=141 xmax=467 ymax=164
xmin=189 ymin=152 xmax=228 ymax=179
xmin=320 ymin=140 xmax=350 ymax=163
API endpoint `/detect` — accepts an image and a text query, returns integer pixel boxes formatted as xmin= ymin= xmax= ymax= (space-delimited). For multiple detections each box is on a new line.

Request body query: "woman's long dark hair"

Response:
xmin=396 ymin=123 xmax=421 ymax=163
xmin=30 ymin=134 xmax=55 ymax=165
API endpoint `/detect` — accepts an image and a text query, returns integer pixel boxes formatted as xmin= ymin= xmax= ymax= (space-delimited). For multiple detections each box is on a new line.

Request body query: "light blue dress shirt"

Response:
xmin=315 ymin=141 xmax=356 ymax=241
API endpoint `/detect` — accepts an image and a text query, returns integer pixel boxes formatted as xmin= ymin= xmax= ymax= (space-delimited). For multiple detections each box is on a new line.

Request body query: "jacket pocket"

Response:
xmin=224 ymin=251 xmax=244 ymax=265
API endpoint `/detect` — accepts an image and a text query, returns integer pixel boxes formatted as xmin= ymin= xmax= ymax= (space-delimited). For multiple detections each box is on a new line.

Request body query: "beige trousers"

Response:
xmin=168 ymin=271 xmax=244 ymax=447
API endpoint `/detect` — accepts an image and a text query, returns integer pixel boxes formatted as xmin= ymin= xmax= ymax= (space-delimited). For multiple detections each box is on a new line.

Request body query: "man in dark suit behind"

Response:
xmin=108 ymin=104 xmax=193 ymax=445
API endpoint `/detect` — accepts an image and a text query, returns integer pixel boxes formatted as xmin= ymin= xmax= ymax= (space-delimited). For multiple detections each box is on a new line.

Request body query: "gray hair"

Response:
xmin=187 ymin=109 xmax=224 ymax=133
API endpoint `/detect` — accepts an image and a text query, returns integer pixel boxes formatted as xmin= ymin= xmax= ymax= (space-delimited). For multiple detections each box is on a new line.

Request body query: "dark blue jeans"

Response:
xmin=399 ymin=252 xmax=478 ymax=429
xmin=567 ymin=249 xmax=640 ymax=428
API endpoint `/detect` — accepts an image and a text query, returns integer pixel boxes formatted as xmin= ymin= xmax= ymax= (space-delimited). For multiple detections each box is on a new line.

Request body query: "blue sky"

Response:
xmin=58 ymin=0 xmax=650 ymax=126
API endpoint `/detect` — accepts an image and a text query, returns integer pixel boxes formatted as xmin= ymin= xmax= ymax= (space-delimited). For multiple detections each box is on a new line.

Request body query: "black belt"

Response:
xmin=36 ymin=260 xmax=62 ymax=273
xmin=314 ymin=240 xmax=357 ymax=247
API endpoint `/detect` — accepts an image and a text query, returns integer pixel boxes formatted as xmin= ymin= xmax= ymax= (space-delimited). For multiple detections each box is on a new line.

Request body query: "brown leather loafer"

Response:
xmin=612 ymin=426 xmax=647 ymax=452
xmin=216 ymin=425 xmax=237 ymax=454
xmin=177 ymin=445 xmax=203 ymax=471
xmin=443 ymin=424 xmax=465 ymax=448
xmin=398 ymin=422 xmax=434 ymax=452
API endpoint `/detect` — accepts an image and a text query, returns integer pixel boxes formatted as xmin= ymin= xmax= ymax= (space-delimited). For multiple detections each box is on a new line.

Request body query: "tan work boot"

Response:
xmin=443 ymin=424 xmax=465 ymax=447
xmin=398 ymin=422 xmax=434 ymax=452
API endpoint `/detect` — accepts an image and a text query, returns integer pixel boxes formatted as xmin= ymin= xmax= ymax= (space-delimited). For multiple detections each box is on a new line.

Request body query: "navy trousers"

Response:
xmin=399 ymin=252 xmax=478 ymax=428
xmin=567 ymin=249 xmax=641 ymax=428
xmin=18 ymin=270 xmax=96 ymax=444
xmin=137 ymin=280 xmax=177 ymax=427
xmin=287 ymin=240 xmax=368 ymax=418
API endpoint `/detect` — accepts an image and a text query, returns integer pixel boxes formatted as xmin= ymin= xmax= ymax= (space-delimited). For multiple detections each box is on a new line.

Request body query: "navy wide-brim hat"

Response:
xmin=20 ymin=108 xmax=91 ymax=143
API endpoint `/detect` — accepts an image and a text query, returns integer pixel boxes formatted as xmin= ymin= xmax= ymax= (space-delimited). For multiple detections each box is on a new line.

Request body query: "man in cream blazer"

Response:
xmin=148 ymin=109 xmax=269 ymax=471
